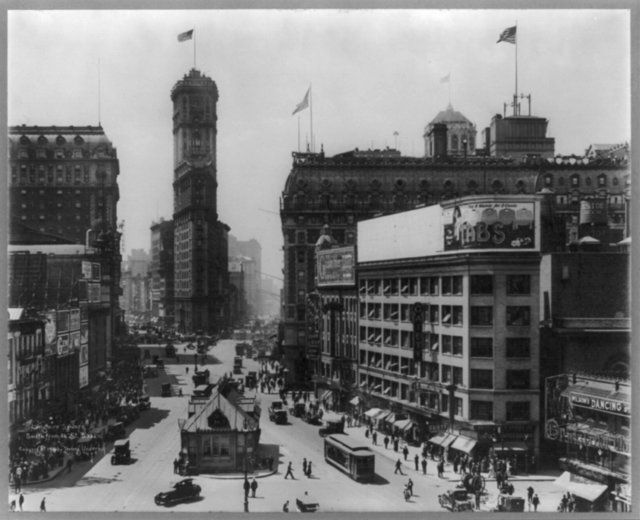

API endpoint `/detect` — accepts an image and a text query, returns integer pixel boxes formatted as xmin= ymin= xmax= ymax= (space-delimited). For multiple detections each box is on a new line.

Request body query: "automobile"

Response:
xmin=161 ymin=383 xmax=172 ymax=397
xmin=137 ymin=394 xmax=151 ymax=410
xmin=304 ymin=410 xmax=323 ymax=425
xmin=245 ymin=371 xmax=257 ymax=388
xmin=106 ymin=422 xmax=126 ymax=441
xmin=154 ymin=478 xmax=202 ymax=506
xmin=118 ymin=405 xmax=140 ymax=425
xmin=289 ymin=401 xmax=306 ymax=418
xmin=269 ymin=401 xmax=288 ymax=424
xmin=143 ymin=366 xmax=158 ymax=378
xmin=192 ymin=369 xmax=210 ymax=386
xmin=156 ymin=359 xmax=165 ymax=369
xmin=492 ymin=494 xmax=525 ymax=512
xmin=296 ymin=492 xmax=319 ymax=513
xmin=318 ymin=412 xmax=345 ymax=437
xmin=438 ymin=489 xmax=475 ymax=512
xmin=111 ymin=439 xmax=131 ymax=465
xmin=165 ymin=343 xmax=176 ymax=357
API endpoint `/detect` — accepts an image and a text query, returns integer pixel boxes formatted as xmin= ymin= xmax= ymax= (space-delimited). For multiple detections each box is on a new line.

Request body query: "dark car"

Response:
xmin=492 ymin=494 xmax=525 ymax=512
xmin=319 ymin=413 xmax=344 ymax=437
xmin=438 ymin=489 xmax=474 ymax=512
xmin=111 ymin=439 xmax=131 ymax=465
xmin=106 ymin=422 xmax=126 ymax=441
xmin=154 ymin=478 xmax=202 ymax=506
xmin=137 ymin=395 xmax=151 ymax=411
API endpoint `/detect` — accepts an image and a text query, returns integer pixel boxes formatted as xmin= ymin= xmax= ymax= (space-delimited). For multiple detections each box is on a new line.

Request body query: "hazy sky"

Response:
xmin=8 ymin=9 xmax=631 ymax=282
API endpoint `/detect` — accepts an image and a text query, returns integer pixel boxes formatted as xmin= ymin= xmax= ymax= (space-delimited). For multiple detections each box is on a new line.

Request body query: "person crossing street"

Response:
xmin=421 ymin=457 xmax=427 ymax=475
xmin=394 ymin=458 xmax=404 ymax=475
xmin=414 ymin=453 xmax=419 ymax=471
xmin=284 ymin=461 xmax=295 ymax=479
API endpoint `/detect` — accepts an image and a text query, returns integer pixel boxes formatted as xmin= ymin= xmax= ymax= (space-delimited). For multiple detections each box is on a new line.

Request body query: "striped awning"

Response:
xmin=429 ymin=433 xmax=457 ymax=447
xmin=451 ymin=435 xmax=477 ymax=453
xmin=373 ymin=409 xmax=392 ymax=421
xmin=393 ymin=418 xmax=414 ymax=431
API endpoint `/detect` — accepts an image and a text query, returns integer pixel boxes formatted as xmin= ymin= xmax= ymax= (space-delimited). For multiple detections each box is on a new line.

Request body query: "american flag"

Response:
xmin=497 ymin=26 xmax=516 ymax=44
xmin=178 ymin=29 xmax=194 ymax=42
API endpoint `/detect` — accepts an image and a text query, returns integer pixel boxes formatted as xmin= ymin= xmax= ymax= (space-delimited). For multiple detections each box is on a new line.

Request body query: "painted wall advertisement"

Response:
xmin=443 ymin=201 xmax=535 ymax=250
xmin=57 ymin=333 xmax=70 ymax=356
xmin=79 ymin=364 xmax=89 ymax=389
xmin=81 ymin=260 xmax=93 ymax=279
xmin=80 ymin=323 xmax=89 ymax=345
xmin=88 ymin=283 xmax=101 ymax=303
xmin=316 ymin=246 xmax=356 ymax=287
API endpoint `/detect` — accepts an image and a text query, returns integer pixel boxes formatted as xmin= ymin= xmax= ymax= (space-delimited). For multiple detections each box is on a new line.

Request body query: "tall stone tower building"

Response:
xmin=171 ymin=69 xmax=229 ymax=333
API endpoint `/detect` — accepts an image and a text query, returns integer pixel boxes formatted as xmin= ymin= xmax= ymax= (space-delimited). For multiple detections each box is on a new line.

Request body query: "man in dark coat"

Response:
xmin=394 ymin=458 xmax=404 ymax=475
xmin=250 ymin=478 xmax=258 ymax=498
xmin=243 ymin=478 xmax=250 ymax=499
xmin=284 ymin=461 xmax=294 ymax=479
xmin=402 ymin=444 xmax=409 ymax=461
xmin=414 ymin=453 xmax=419 ymax=471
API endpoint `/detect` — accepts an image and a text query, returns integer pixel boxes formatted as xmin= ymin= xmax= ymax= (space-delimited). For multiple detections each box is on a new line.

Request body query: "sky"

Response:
xmin=7 ymin=9 xmax=631 ymax=284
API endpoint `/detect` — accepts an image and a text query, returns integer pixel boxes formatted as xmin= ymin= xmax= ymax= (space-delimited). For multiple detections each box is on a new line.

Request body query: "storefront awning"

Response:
xmin=554 ymin=471 xmax=608 ymax=502
xmin=451 ymin=435 xmax=477 ymax=454
xmin=393 ymin=419 xmax=414 ymax=432
xmin=373 ymin=409 xmax=392 ymax=421
xmin=320 ymin=390 xmax=332 ymax=402
xmin=494 ymin=441 xmax=528 ymax=452
xmin=349 ymin=396 xmax=360 ymax=406
xmin=429 ymin=433 xmax=457 ymax=447
xmin=364 ymin=407 xmax=382 ymax=418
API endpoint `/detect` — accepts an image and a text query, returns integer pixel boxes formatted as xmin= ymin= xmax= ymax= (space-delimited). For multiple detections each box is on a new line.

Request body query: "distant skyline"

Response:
xmin=8 ymin=9 xmax=631 ymax=282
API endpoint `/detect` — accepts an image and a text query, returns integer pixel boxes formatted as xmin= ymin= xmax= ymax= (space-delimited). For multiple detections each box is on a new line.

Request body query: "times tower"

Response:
xmin=171 ymin=69 xmax=229 ymax=333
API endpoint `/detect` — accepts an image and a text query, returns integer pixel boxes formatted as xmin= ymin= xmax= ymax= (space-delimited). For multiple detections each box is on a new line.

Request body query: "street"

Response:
xmin=18 ymin=339 xmax=564 ymax=513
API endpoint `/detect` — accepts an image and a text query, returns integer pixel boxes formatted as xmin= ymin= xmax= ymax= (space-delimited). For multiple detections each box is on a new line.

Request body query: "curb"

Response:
xmin=192 ymin=469 xmax=278 ymax=480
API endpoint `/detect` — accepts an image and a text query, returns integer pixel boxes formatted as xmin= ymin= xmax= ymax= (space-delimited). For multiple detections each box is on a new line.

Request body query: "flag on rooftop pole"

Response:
xmin=178 ymin=29 xmax=194 ymax=42
xmin=497 ymin=25 xmax=516 ymax=44
xmin=292 ymin=87 xmax=310 ymax=116
xmin=440 ymin=73 xmax=450 ymax=83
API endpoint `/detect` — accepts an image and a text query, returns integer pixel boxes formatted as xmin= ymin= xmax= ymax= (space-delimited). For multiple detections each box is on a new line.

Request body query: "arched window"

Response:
xmin=192 ymin=129 xmax=201 ymax=151
xmin=544 ymin=174 xmax=553 ymax=187
xmin=491 ymin=179 xmax=503 ymax=192
xmin=452 ymin=135 xmax=459 ymax=151
xmin=597 ymin=174 xmax=607 ymax=187
xmin=570 ymin=174 xmax=580 ymax=187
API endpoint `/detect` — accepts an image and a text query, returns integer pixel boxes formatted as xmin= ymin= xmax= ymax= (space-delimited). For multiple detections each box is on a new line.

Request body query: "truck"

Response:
xmin=268 ymin=401 xmax=288 ymax=424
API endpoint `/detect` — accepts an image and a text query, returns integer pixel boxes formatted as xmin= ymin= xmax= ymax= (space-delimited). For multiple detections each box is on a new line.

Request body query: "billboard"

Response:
xmin=79 ymin=343 xmax=89 ymax=365
xmin=44 ymin=311 xmax=57 ymax=357
xmin=80 ymin=323 xmax=89 ymax=345
xmin=79 ymin=364 xmax=89 ymax=388
xmin=443 ymin=201 xmax=536 ymax=250
xmin=88 ymin=283 xmax=101 ymax=302
xmin=57 ymin=333 xmax=70 ymax=356
xmin=70 ymin=309 xmax=81 ymax=331
xmin=70 ymin=331 xmax=81 ymax=351
xmin=316 ymin=246 xmax=355 ymax=287
xmin=57 ymin=310 xmax=70 ymax=333
xmin=579 ymin=198 xmax=608 ymax=225
xmin=82 ymin=260 xmax=93 ymax=279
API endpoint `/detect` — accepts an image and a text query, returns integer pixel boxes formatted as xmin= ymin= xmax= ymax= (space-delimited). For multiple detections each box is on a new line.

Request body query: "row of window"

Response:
xmin=360 ymin=274 xmax=531 ymax=297
xmin=542 ymin=172 xmax=620 ymax=188
xmin=360 ymin=305 xmax=531 ymax=329
xmin=11 ymin=167 xmax=109 ymax=186
xmin=360 ymin=374 xmax=531 ymax=421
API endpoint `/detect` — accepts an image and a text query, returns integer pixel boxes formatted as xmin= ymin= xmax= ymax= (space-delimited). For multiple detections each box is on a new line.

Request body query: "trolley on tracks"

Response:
xmin=323 ymin=434 xmax=375 ymax=482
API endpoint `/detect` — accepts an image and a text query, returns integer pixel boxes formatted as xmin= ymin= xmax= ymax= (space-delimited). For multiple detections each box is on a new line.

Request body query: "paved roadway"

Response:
xmin=18 ymin=339 xmax=564 ymax=513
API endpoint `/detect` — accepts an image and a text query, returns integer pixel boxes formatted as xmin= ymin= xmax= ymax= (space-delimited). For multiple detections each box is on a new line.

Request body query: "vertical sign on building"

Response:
xmin=411 ymin=302 xmax=424 ymax=361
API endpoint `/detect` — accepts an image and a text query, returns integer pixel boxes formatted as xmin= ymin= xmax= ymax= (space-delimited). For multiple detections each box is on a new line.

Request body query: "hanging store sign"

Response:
xmin=70 ymin=309 xmax=81 ymax=331
xmin=79 ymin=364 xmax=89 ymax=388
xmin=316 ymin=246 xmax=356 ymax=287
xmin=443 ymin=202 xmax=536 ymax=250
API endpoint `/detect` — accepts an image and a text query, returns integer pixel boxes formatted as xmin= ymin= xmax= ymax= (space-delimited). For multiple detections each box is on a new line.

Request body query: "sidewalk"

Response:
xmin=343 ymin=423 xmax=558 ymax=483
xmin=197 ymin=468 xmax=277 ymax=480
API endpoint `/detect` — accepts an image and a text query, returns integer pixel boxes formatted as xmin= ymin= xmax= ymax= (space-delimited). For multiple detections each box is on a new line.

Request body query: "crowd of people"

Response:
xmin=9 ymin=347 xmax=147 ymax=491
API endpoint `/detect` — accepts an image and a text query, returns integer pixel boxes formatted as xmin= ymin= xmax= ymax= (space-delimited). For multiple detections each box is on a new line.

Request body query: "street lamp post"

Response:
xmin=243 ymin=427 xmax=249 ymax=513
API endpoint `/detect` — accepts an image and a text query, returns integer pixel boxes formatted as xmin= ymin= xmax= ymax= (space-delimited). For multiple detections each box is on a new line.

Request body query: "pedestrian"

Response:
xmin=186 ymin=366 xmax=189 ymax=374
xmin=40 ymin=497 xmax=46 ymax=512
xmin=364 ymin=428 xmax=369 ymax=438
xmin=10 ymin=499 xmax=16 ymax=512
xmin=532 ymin=493 xmax=540 ymax=512
xmin=394 ymin=438 xmax=399 ymax=452
xmin=372 ymin=431 xmax=377 ymax=445
xmin=243 ymin=478 xmax=250 ymax=498
xmin=527 ymin=485 xmax=534 ymax=510
xmin=67 ymin=458 xmax=73 ymax=473
xmin=173 ymin=458 xmax=178 ymax=474
xmin=437 ymin=459 xmax=444 ymax=478
xmin=414 ymin=453 xmax=419 ymax=471
xmin=402 ymin=444 xmax=409 ymax=461
xmin=282 ymin=500 xmax=289 ymax=512
xmin=394 ymin=458 xmax=404 ymax=475
xmin=421 ymin=457 xmax=427 ymax=475
xmin=306 ymin=461 xmax=312 ymax=477
xmin=475 ymin=491 xmax=481 ymax=510
xmin=302 ymin=458 xmax=307 ymax=475
xmin=250 ymin=478 xmax=258 ymax=498
xmin=407 ymin=478 xmax=413 ymax=496
xmin=284 ymin=461 xmax=294 ymax=479
xmin=19 ymin=494 xmax=24 ymax=512
xmin=384 ymin=436 xmax=389 ymax=449
xmin=453 ymin=455 xmax=459 ymax=474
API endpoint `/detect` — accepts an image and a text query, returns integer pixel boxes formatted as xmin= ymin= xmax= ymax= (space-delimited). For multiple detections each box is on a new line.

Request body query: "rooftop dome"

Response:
xmin=429 ymin=103 xmax=473 ymax=125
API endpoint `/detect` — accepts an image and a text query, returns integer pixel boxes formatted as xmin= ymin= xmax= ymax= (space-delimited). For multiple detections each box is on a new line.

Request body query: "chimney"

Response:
xmin=432 ymin=123 xmax=448 ymax=159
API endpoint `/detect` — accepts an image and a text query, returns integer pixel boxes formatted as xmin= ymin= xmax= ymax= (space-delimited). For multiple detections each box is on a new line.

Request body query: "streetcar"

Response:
xmin=323 ymin=434 xmax=375 ymax=482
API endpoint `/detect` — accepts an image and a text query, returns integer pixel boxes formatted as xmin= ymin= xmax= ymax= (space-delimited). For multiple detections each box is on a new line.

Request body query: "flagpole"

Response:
xmin=194 ymin=28 xmax=197 ymax=69
xmin=309 ymin=84 xmax=314 ymax=153
xmin=514 ymin=21 xmax=518 ymax=115
xmin=297 ymin=115 xmax=301 ymax=153
xmin=449 ymin=76 xmax=451 ymax=105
